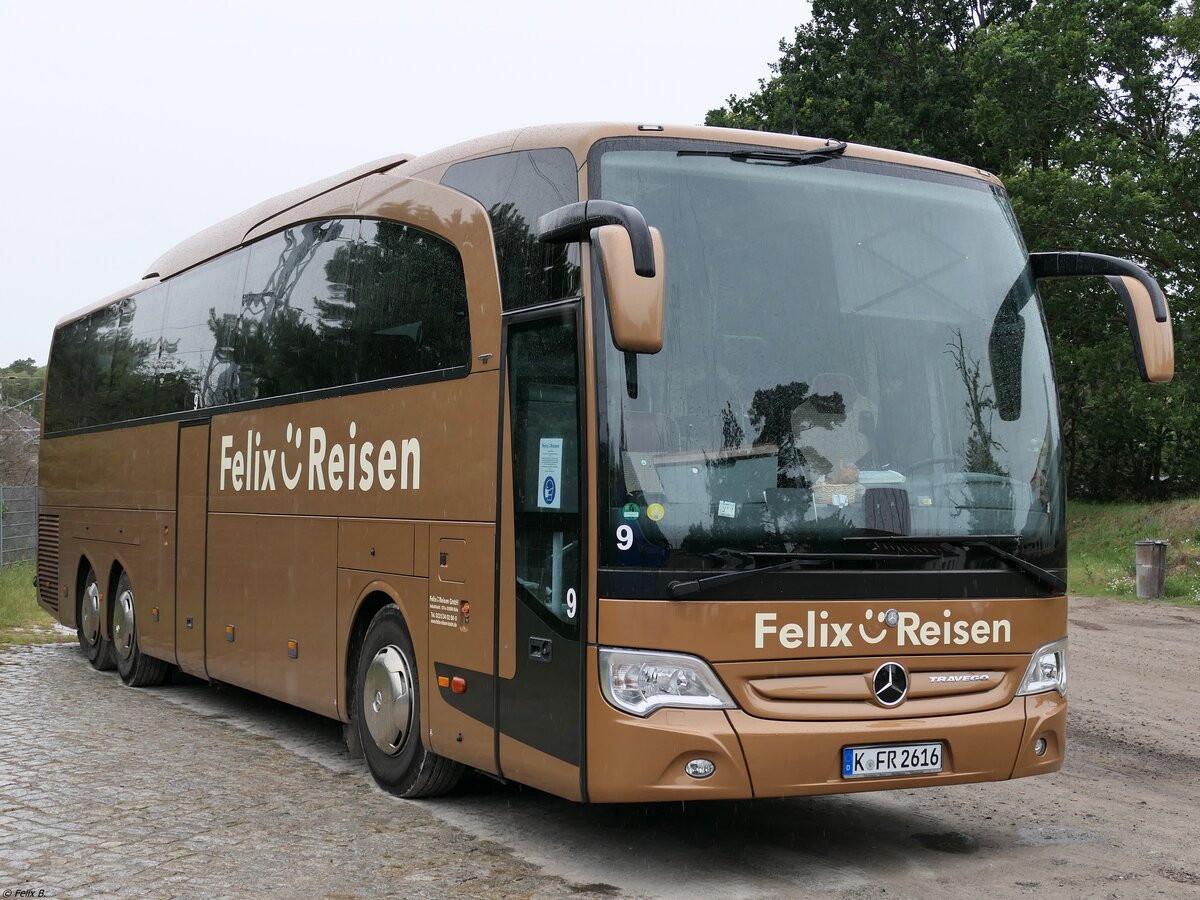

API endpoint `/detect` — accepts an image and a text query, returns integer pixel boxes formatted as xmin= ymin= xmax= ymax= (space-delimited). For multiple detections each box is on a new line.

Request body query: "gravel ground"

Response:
xmin=1 ymin=595 xmax=1197 ymax=898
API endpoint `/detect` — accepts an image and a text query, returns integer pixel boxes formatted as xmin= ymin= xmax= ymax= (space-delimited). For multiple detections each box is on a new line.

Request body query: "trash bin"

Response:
xmin=1135 ymin=539 xmax=1168 ymax=600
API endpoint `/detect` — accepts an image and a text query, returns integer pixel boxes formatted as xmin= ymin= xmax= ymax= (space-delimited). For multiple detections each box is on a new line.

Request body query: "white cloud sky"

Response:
xmin=0 ymin=0 xmax=810 ymax=367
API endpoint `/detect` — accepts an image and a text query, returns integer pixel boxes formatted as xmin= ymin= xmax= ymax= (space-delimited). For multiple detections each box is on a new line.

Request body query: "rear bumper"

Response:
xmin=586 ymin=647 xmax=1065 ymax=802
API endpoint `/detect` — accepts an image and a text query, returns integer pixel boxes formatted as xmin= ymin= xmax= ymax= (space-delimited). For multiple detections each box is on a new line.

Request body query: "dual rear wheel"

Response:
xmin=78 ymin=569 xmax=114 ymax=671
xmin=78 ymin=569 xmax=458 ymax=793
xmin=78 ymin=566 xmax=169 ymax=686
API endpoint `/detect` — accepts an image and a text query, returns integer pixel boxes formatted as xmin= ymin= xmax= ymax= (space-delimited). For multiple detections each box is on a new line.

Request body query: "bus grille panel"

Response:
xmin=36 ymin=514 xmax=60 ymax=614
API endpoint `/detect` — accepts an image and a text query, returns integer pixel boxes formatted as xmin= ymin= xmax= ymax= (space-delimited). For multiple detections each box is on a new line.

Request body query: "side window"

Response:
xmin=106 ymin=287 xmax=168 ymax=422
xmin=442 ymin=149 xmax=581 ymax=309
xmin=160 ymin=249 xmax=248 ymax=410
xmin=45 ymin=285 xmax=169 ymax=432
xmin=45 ymin=315 xmax=100 ymax=432
xmin=348 ymin=220 xmax=470 ymax=381
xmin=44 ymin=216 xmax=472 ymax=432
xmin=234 ymin=219 xmax=356 ymax=400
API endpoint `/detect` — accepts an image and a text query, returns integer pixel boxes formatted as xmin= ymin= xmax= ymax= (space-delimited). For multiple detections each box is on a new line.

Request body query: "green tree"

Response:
xmin=1 ymin=359 xmax=47 ymax=422
xmin=707 ymin=0 xmax=1199 ymax=499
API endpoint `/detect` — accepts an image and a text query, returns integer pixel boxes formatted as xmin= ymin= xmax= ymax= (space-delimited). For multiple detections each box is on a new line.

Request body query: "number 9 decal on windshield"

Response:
xmin=616 ymin=524 xmax=634 ymax=551
xmin=566 ymin=588 xmax=577 ymax=619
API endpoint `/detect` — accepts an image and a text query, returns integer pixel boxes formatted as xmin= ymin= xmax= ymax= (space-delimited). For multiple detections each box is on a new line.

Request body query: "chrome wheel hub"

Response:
xmin=362 ymin=644 xmax=413 ymax=756
xmin=112 ymin=589 xmax=136 ymax=661
xmin=81 ymin=581 xmax=101 ymax=645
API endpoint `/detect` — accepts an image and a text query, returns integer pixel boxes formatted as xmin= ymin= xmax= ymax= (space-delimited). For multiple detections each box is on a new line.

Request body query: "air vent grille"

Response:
xmin=36 ymin=514 xmax=60 ymax=613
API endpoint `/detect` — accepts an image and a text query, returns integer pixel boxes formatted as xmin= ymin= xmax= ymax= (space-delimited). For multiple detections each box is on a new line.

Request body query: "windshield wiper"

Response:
xmin=668 ymin=554 xmax=819 ymax=599
xmin=666 ymin=545 xmax=940 ymax=599
xmin=845 ymin=534 xmax=1067 ymax=594
xmin=676 ymin=143 xmax=848 ymax=167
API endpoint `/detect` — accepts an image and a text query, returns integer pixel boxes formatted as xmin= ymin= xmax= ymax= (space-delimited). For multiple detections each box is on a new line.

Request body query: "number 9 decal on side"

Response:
xmin=616 ymin=524 xmax=634 ymax=551
xmin=566 ymin=588 xmax=577 ymax=619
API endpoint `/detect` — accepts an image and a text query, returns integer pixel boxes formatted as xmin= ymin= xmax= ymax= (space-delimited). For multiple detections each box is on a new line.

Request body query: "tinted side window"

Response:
xmin=231 ymin=219 xmax=356 ymax=400
xmin=45 ymin=285 xmax=169 ymax=432
xmin=346 ymin=220 xmax=470 ymax=381
xmin=160 ymin=248 xmax=248 ymax=410
xmin=45 ymin=315 xmax=97 ymax=432
xmin=442 ymin=149 xmax=580 ymax=309
xmin=44 ymin=217 xmax=471 ymax=433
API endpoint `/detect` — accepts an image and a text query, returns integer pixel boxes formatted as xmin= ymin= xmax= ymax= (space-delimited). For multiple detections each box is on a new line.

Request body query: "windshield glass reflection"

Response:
xmin=595 ymin=143 xmax=1064 ymax=582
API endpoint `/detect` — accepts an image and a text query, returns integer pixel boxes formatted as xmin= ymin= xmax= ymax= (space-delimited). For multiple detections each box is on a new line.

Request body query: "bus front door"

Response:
xmin=498 ymin=305 xmax=587 ymax=800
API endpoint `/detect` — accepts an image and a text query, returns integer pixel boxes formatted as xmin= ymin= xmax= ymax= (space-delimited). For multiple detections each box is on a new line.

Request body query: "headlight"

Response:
xmin=1016 ymin=638 xmax=1068 ymax=697
xmin=599 ymin=648 xmax=736 ymax=717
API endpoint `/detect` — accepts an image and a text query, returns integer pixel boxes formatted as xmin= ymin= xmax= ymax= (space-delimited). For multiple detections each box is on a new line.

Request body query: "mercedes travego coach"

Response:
xmin=35 ymin=123 xmax=1174 ymax=801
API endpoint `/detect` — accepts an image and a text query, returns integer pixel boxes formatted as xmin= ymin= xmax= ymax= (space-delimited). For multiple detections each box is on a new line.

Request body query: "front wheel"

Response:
xmin=112 ymin=571 xmax=170 ymax=687
xmin=78 ymin=568 xmax=115 ymax=671
xmin=354 ymin=605 xmax=464 ymax=798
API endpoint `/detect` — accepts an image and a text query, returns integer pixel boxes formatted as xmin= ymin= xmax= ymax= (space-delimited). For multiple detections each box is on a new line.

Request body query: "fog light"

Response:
xmin=1034 ymin=737 xmax=1048 ymax=757
xmin=685 ymin=758 xmax=715 ymax=779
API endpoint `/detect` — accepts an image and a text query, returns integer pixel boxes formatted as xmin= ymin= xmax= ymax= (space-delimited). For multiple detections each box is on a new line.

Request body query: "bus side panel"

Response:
xmin=175 ymin=423 xmax=209 ymax=678
xmin=427 ymin=522 xmax=496 ymax=773
xmin=60 ymin=508 xmax=175 ymax=659
xmin=205 ymin=513 xmax=259 ymax=692
xmin=39 ymin=423 xmax=178 ymax=511
xmin=206 ymin=512 xmax=338 ymax=718
xmin=206 ymin=376 xmax=499 ymax=522
xmin=39 ymin=423 xmax=179 ymax=638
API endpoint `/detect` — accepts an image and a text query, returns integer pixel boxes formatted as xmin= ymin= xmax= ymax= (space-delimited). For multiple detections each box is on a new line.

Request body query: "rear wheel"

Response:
xmin=78 ymin=568 xmax=115 ymax=671
xmin=112 ymin=571 xmax=170 ymax=687
xmin=354 ymin=605 xmax=464 ymax=798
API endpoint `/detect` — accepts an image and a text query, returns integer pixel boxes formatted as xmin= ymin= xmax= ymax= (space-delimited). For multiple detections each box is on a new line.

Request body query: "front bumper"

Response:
xmin=585 ymin=649 xmax=1066 ymax=803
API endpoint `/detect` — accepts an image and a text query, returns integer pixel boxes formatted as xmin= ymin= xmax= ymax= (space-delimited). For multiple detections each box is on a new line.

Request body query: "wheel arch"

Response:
xmin=342 ymin=580 xmax=429 ymax=723
xmin=73 ymin=553 xmax=97 ymax=622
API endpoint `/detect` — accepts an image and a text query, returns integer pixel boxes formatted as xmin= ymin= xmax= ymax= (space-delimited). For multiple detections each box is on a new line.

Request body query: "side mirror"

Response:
xmin=1030 ymin=252 xmax=1174 ymax=383
xmin=593 ymin=224 xmax=664 ymax=354
xmin=535 ymin=200 xmax=666 ymax=354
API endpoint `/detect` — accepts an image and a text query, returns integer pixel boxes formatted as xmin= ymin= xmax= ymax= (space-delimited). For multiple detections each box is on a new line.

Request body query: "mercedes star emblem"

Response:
xmin=873 ymin=661 xmax=909 ymax=707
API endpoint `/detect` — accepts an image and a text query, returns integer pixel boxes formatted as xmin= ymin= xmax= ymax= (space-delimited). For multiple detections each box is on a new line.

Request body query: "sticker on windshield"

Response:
xmin=647 ymin=502 xmax=666 ymax=522
xmin=717 ymin=500 xmax=737 ymax=518
xmin=537 ymin=438 xmax=563 ymax=510
xmin=622 ymin=502 xmax=640 ymax=520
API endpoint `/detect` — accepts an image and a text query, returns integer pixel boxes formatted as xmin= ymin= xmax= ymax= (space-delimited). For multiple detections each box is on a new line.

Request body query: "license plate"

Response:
xmin=842 ymin=742 xmax=943 ymax=778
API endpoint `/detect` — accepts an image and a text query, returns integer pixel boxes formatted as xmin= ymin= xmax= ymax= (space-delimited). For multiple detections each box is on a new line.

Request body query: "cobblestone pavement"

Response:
xmin=0 ymin=644 xmax=623 ymax=899
xmin=3 ymin=596 xmax=1199 ymax=899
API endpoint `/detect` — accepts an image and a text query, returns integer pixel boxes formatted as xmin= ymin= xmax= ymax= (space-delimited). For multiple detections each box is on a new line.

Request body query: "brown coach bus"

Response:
xmin=35 ymin=123 xmax=1174 ymax=802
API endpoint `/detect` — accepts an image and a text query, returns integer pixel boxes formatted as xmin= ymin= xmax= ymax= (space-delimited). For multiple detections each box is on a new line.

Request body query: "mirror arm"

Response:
xmin=1029 ymin=252 xmax=1168 ymax=322
xmin=535 ymin=201 xmax=657 ymax=277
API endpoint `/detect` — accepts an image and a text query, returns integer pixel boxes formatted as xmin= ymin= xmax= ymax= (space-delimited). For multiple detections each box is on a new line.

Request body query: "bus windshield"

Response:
xmin=594 ymin=141 xmax=1065 ymax=592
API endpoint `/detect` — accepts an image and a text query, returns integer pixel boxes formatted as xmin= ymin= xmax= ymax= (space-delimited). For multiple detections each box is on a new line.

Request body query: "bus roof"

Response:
xmin=56 ymin=123 xmax=1001 ymax=330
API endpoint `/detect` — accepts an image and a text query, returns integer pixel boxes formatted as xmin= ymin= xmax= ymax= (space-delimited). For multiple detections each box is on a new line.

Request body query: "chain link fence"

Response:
xmin=0 ymin=485 xmax=37 ymax=566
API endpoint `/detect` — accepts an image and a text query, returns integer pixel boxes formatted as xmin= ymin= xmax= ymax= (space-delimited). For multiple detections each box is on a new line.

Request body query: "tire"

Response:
xmin=112 ymin=571 xmax=170 ymax=687
xmin=354 ymin=605 xmax=464 ymax=798
xmin=78 ymin=567 xmax=116 ymax=671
